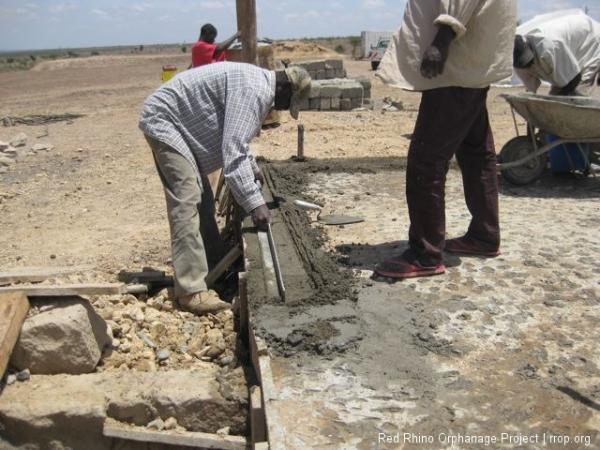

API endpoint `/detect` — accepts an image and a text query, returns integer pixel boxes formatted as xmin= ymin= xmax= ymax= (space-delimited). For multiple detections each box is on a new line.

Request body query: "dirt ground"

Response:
xmin=1 ymin=42 xmax=600 ymax=449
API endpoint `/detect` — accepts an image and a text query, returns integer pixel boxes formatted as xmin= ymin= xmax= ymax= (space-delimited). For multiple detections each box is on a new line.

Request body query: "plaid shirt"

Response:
xmin=139 ymin=62 xmax=275 ymax=213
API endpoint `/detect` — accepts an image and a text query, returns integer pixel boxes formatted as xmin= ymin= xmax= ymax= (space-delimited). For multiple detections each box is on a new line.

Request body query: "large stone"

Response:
xmin=0 ymin=368 xmax=248 ymax=449
xmin=10 ymin=297 xmax=112 ymax=375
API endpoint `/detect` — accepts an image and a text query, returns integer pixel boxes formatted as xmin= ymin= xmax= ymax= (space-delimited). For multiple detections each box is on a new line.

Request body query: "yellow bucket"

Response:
xmin=162 ymin=65 xmax=178 ymax=83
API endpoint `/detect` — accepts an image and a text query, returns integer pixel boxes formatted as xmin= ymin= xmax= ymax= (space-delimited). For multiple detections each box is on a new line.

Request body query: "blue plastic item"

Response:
xmin=545 ymin=134 xmax=590 ymax=173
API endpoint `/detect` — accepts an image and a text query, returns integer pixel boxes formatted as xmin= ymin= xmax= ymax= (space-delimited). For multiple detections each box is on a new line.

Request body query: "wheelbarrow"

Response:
xmin=497 ymin=92 xmax=600 ymax=185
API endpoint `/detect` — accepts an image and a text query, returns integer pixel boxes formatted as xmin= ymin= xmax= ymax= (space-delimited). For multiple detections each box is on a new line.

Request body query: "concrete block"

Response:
xmin=335 ymin=69 xmax=346 ymax=78
xmin=304 ymin=60 xmax=326 ymax=71
xmin=319 ymin=98 xmax=331 ymax=111
xmin=326 ymin=59 xmax=344 ymax=70
xmin=320 ymin=85 xmax=342 ymax=98
xmin=309 ymin=84 xmax=321 ymax=99
xmin=351 ymin=97 xmax=363 ymax=109
xmin=316 ymin=70 xmax=327 ymax=80
xmin=340 ymin=98 xmax=353 ymax=111
xmin=309 ymin=98 xmax=320 ymax=110
xmin=325 ymin=69 xmax=335 ymax=79
xmin=309 ymin=71 xmax=317 ymax=80
xmin=364 ymin=89 xmax=371 ymax=99
xmin=341 ymin=85 xmax=364 ymax=99
xmin=331 ymin=98 xmax=341 ymax=110
xmin=352 ymin=74 xmax=372 ymax=90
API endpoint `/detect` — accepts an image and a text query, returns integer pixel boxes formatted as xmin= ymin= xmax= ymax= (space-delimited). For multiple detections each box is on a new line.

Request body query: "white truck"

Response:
xmin=367 ymin=38 xmax=390 ymax=70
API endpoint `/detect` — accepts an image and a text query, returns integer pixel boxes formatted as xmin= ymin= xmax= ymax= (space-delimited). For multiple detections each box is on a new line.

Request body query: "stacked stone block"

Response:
xmin=290 ymin=59 xmax=372 ymax=112
xmin=291 ymin=59 xmax=346 ymax=80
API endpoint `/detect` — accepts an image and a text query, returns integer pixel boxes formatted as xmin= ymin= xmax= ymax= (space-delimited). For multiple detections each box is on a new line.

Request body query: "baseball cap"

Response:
xmin=513 ymin=35 xmax=535 ymax=69
xmin=284 ymin=66 xmax=311 ymax=119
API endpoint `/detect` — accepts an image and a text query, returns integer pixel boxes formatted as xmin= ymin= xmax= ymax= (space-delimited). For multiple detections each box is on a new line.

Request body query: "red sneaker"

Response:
xmin=444 ymin=235 xmax=500 ymax=257
xmin=374 ymin=255 xmax=445 ymax=279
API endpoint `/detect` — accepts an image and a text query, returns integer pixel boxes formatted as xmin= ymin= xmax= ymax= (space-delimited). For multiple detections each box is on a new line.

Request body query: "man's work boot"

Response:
xmin=178 ymin=290 xmax=231 ymax=315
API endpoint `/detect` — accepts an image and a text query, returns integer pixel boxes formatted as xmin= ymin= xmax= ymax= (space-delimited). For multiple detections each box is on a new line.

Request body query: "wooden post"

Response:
xmin=236 ymin=0 xmax=258 ymax=64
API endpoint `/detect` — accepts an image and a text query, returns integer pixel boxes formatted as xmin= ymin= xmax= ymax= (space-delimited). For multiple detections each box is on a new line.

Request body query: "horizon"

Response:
xmin=1 ymin=1 xmax=598 ymax=53
xmin=0 ymin=37 xmax=355 ymax=56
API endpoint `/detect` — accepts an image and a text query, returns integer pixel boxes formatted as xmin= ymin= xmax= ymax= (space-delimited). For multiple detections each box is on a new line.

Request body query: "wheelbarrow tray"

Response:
xmin=501 ymin=93 xmax=600 ymax=140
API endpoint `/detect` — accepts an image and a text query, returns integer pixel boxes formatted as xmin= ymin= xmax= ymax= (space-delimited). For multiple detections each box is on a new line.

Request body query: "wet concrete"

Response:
xmin=245 ymin=157 xmax=600 ymax=449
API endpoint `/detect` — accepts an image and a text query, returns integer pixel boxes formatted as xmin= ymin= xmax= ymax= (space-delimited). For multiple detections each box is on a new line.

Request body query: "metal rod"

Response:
xmin=266 ymin=223 xmax=286 ymax=301
xmin=297 ymin=123 xmax=304 ymax=158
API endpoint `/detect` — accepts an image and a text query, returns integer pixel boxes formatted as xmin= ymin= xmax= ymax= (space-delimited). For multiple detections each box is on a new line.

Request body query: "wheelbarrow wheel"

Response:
xmin=499 ymin=136 xmax=548 ymax=186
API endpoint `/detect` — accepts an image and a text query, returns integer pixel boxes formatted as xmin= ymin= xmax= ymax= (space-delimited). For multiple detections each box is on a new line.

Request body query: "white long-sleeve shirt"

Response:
xmin=515 ymin=14 xmax=600 ymax=94
xmin=376 ymin=0 xmax=517 ymax=91
xmin=139 ymin=62 xmax=274 ymax=213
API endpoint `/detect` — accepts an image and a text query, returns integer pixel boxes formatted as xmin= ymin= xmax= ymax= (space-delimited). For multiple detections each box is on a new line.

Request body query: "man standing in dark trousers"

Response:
xmin=374 ymin=0 xmax=517 ymax=279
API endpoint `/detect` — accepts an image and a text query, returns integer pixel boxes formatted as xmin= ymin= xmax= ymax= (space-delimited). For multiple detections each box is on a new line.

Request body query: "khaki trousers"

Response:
xmin=145 ymin=136 xmax=223 ymax=297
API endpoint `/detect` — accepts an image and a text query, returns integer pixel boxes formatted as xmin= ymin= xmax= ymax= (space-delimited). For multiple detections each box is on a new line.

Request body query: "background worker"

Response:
xmin=373 ymin=0 xmax=517 ymax=279
xmin=139 ymin=62 xmax=311 ymax=314
xmin=513 ymin=13 xmax=600 ymax=96
xmin=190 ymin=23 xmax=240 ymax=68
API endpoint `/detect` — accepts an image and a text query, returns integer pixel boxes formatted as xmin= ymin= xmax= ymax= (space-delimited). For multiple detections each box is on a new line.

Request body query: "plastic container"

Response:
xmin=546 ymin=134 xmax=590 ymax=173
xmin=161 ymin=65 xmax=178 ymax=83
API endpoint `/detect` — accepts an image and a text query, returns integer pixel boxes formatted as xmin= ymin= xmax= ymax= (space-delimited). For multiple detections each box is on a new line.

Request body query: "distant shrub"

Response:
xmin=29 ymin=55 xmax=36 ymax=61
xmin=348 ymin=36 xmax=361 ymax=57
xmin=181 ymin=45 xmax=187 ymax=53
xmin=91 ymin=50 xmax=100 ymax=56
xmin=334 ymin=45 xmax=345 ymax=54
xmin=6 ymin=57 xmax=14 ymax=63
xmin=67 ymin=51 xmax=79 ymax=58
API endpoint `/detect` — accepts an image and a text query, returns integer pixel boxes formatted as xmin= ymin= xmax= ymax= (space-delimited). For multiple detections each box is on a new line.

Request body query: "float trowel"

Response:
xmin=293 ymin=200 xmax=364 ymax=225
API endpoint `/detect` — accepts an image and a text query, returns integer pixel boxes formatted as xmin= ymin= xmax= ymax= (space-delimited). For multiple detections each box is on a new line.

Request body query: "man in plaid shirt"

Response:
xmin=140 ymin=62 xmax=311 ymax=314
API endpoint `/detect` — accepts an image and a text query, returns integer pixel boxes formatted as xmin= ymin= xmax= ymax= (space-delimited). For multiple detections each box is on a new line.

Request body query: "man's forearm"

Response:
xmin=216 ymin=32 xmax=240 ymax=53
xmin=420 ymin=24 xmax=456 ymax=79
xmin=432 ymin=24 xmax=456 ymax=53
xmin=551 ymin=72 xmax=582 ymax=96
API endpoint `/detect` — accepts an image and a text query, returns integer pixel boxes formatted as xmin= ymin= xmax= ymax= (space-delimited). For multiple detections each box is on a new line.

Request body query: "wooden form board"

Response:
xmin=103 ymin=418 xmax=248 ymax=449
xmin=250 ymin=386 xmax=266 ymax=447
xmin=0 ymin=283 xmax=132 ymax=297
xmin=0 ymin=292 xmax=29 ymax=376
xmin=248 ymin=319 xmax=286 ymax=450
xmin=0 ymin=266 xmax=92 ymax=286
xmin=205 ymin=245 xmax=243 ymax=288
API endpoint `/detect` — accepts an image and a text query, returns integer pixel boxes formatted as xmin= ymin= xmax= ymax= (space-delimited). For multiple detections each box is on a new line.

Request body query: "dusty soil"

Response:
xmin=1 ymin=41 xmax=600 ymax=449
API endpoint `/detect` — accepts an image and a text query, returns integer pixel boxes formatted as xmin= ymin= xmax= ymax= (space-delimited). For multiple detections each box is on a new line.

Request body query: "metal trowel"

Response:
xmin=294 ymin=200 xmax=364 ymax=225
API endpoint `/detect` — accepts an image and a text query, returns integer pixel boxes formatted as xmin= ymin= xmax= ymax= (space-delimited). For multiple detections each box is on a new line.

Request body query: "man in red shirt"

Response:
xmin=190 ymin=23 xmax=240 ymax=68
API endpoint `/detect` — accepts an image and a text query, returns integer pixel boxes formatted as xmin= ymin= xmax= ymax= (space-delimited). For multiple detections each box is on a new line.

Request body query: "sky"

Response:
xmin=0 ymin=0 xmax=599 ymax=52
